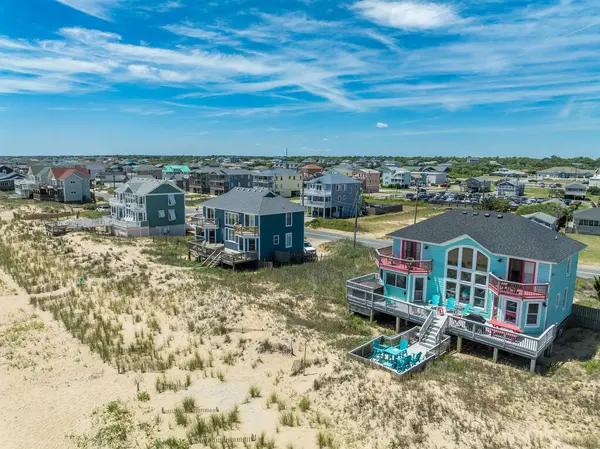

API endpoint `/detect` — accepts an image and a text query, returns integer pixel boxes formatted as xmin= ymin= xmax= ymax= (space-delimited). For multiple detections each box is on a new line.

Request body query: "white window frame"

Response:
xmin=225 ymin=211 xmax=237 ymax=226
xmin=158 ymin=209 xmax=166 ymax=219
xmin=502 ymin=298 xmax=521 ymax=326
xmin=444 ymin=246 xmax=489 ymax=310
xmin=225 ymin=228 xmax=235 ymax=242
xmin=285 ymin=232 xmax=292 ymax=248
xmin=555 ymin=292 xmax=560 ymax=310
xmin=168 ymin=209 xmax=176 ymax=221
xmin=273 ymin=235 xmax=280 ymax=245
xmin=563 ymin=287 xmax=568 ymax=310
xmin=286 ymin=212 xmax=292 ymax=227
xmin=525 ymin=302 xmax=541 ymax=327
xmin=338 ymin=195 xmax=341 ymax=201
xmin=167 ymin=193 xmax=176 ymax=206
xmin=566 ymin=256 xmax=571 ymax=277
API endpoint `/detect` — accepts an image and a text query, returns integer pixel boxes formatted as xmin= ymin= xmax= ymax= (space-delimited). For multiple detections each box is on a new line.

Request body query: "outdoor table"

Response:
xmin=385 ymin=347 xmax=404 ymax=357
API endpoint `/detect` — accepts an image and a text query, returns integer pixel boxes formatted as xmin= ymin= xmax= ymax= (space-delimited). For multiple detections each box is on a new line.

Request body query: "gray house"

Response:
xmin=464 ymin=177 xmax=492 ymax=193
xmin=523 ymin=212 xmax=559 ymax=231
xmin=564 ymin=182 xmax=587 ymax=200
xmin=497 ymin=180 xmax=525 ymax=197
xmin=110 ymin=178 xmax=186 ymax=237
xmin=208 ymin=169 xmax=254 ymax=195
xmin=572 ymin=208 xmax=600 ymax=235
xmin=305 ymin=174 xmax=362 ymax=218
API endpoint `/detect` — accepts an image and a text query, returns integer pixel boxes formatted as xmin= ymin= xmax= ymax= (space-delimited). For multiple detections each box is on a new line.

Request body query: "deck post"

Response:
xmin=457 ymin=336 xmax=462 ymax=353
xmin=395 ymin=316 xmax=400 ymax=333
xmin=369 ymin=308 xmax=374 ymax=323
xmin=492 ymin=347 xmax=499 ymax=364
xmin=529 ymin=358 xmax=536 ymax=373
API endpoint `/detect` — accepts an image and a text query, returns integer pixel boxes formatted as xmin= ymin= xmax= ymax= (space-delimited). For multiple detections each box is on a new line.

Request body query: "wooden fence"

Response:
xmin=569 ymin=304 xmax=600 ymax=331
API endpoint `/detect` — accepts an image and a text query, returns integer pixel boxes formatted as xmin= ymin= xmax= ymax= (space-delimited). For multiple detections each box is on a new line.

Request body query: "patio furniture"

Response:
xmin=429 ymin=294 xmax=440 ymax=307
xmin=412 ymin=352 xmax=422 ymax=366
xmin=398 ymin=339 xmax=408 ymax=354
xmin=460 ymin=304 xmax=473 ymax=316
xmin=446 ymin=297 xmax=456 ymax=313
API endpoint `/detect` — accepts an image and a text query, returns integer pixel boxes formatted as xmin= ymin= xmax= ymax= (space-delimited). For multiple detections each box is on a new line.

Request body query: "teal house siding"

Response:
xmin=146 ymin=185 xmax=185 ymax=230
xmin=259 ymin=211 xmax=304 ymax=261
xmin=537 ymin=263 xmax=551 ymax=283
xmin=545 ymin=254 xmax=578 ymax=328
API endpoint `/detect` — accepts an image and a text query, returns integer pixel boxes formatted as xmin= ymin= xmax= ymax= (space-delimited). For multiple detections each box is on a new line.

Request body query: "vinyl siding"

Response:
xmin=259 ymin=211 xmax=304 ymax=260
xmin=146 ymin=189 xmax=185 ymax=232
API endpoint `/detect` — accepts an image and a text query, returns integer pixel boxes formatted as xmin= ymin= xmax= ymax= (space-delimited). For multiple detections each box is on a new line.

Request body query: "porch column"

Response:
xmin=492 ymin=347 xmax=499 ymax=363
xmin=530 ymin=358 xmax=536 ymax=373
xmin=457 ymin=336 xmax=463 ymax=353
xmin=395 ymin=316 xmax=401 ymax=333
xmin=369 ymin=308 xmax=374 ymax=323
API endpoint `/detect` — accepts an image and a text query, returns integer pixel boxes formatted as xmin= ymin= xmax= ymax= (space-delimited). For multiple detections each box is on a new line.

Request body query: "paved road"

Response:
xmin=304 ymin=228 xmax=600 ymax=279
xmin=305 ymin=228 xmax=389 ymax=249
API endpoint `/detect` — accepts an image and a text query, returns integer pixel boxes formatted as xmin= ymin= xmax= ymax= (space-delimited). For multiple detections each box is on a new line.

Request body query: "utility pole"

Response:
xmin=301 ymin=168 xmax=305 ymax=208
xmin=353 ymin=183 xmax=362 ymax=248
xmin=413 ymin=182 xmax=419 ymax=224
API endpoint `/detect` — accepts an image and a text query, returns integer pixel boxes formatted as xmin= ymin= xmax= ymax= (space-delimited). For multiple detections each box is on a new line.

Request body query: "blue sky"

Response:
xmin=1 ymin=0 xmax=599 ymax=157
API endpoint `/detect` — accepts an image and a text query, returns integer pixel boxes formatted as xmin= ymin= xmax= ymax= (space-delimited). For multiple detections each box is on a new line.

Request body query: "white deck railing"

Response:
xmin=346 ymin=273 xmax=556 ymax=359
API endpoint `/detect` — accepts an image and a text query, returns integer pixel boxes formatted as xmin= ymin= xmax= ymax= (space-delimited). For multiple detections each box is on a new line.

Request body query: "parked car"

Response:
xmin=303 ymin=241 xmax=317 ymax=256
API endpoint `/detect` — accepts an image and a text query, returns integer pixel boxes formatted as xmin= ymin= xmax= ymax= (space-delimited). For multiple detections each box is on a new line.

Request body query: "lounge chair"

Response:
xmin=396 ymin=357 xmax=410 ymax=372
xmin=398 ymin=339 xmax=409 ymax=355
xmin=460 ymin=304 xmax=473 ymax=316
xmin=412 ymin=352 xmax=422 ymax=366
xmin=446 ymin=297 xmax=456 ymax=313
xmin=429 ymin=294 xmax=440 ymax=307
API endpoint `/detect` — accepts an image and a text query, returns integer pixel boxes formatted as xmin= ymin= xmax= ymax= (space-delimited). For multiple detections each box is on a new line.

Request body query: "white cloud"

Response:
xmin=0 ymin=106 xmax=7 ymax=111
xmin=353 ymin=1 xmax=460 ymax=30
xmin=121 ymin=106 xmax=174 ymax=116
xmin=138 ymin=1 xmax=184 ymax=13
xmin=376 ymin=122 xmax=389 ymax=128
xmin=0 ymin=77 xmax=74 ymax=94
xmin=54 ymin=0 xmax=123 ymax=21
xmin=48 ymin=107 xmax=107 ymax=111
xmin=322 ymin=137 xmax=329 ymax=141
xmin=559 ymin=97 xmax=575 ymax=118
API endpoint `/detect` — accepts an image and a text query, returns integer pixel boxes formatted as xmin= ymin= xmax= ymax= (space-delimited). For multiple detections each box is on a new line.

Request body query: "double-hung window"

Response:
xmin=168 ymin=209 xmax=176 ymax=221
xmin=526 ymin=303 xmax=540 ymax=327
xmin=158 ymin=210 xmax=166 ymax=219
xmin=286 ymin=212 xmax=292 ymax=227
xmin=566 ymin=256 xmax=571 ymax=276
xmin=225 ymin=228 xmax=235 ymax=242
xmin=563 ymin=288 xmax=568 ymax=309
xmin=273 ymin=235 xmax=280 ymax=245
xmin=285 ymin=232 xmax=292 ymax=248
xmin=167 ymin=193 xmax=176 ymax=206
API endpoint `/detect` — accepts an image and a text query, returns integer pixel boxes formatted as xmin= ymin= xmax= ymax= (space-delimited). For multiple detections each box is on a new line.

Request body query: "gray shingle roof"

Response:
xmin=522 ymin=212 xmax=558 ymax=227
xmin=387 ymin=209 xmax=586 ymax=263
xmin=116 ymin=178 xmax=184 ymax=196
xmin=201 ymin=187 xmax=305 ymax=216
xmin=311 ymin=174 xmax=361 ymax=185
xmin=574 ymin=208 xmax=600 ymax=219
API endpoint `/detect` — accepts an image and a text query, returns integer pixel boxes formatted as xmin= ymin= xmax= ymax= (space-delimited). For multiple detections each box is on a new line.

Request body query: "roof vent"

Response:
xmin=484 ymin=213 xmax=491 ymax=217
xmin=497 ymin=214 xmax=503 ymax=219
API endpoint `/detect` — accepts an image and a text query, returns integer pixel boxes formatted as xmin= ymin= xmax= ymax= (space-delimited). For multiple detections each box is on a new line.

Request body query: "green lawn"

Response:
xmin=570 ymin=234 xmax=600 ymax=265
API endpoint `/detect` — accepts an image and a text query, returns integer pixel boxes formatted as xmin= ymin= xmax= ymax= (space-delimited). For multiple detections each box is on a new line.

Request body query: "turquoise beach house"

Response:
xmin=347 ymin=210 xmax=587 ymax=371
xmin=379 ymin=210 xmax=584 ymax=335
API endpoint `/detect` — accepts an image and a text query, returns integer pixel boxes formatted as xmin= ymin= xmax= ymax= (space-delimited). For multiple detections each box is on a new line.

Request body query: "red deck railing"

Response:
xmin=488 ymin=273 xmax=549 ymax=299
xmin=375 ymin=247 xmax=432 ymax=274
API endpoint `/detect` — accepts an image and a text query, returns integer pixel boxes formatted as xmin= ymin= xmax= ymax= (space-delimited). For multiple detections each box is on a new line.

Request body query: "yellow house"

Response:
xmin=252 ymin=169 xmax=302 ymax=198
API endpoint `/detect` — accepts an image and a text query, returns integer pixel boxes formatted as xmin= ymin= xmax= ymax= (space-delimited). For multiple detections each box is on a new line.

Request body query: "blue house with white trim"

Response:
xmin=193 ymin=187 xmax=305 ymax=265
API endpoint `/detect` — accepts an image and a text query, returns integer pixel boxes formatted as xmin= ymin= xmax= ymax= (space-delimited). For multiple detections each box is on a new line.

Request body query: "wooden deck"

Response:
xmin=188 ymin=240 xmax=258 ymax=268
xmin=375 ymin=247 xmax=432 ymax=274
xmin=347 ymin=274 xmax=556 ymax=361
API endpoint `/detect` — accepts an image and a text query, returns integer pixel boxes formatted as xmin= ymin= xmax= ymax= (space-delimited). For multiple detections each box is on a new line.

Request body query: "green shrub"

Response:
xmin=299 ymin=396 xmax=310 ymax=412
xmin=137 ymin=391 xmax=150 ymax=402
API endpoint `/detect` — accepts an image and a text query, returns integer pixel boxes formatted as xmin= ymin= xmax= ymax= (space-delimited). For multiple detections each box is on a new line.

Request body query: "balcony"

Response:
xmin=375 ymin=247 xmax=432 ymax=274
xmin=305 ymin=188 xmax=331 ymax=196
xmin=488 ymin=273 xmax=549 ymax=299
xmin=193 ymin=217 xmax=219 ymax=228
xmin=234 ymin=224 xmax=259 ymax=236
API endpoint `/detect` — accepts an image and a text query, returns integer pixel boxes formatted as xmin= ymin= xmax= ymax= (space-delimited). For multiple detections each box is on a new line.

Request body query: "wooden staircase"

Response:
xmin=419 ymin=314 xmax=448 ymax=350
xmin=202 ymin=247 xmax=223 ymax=268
